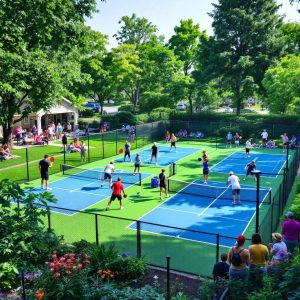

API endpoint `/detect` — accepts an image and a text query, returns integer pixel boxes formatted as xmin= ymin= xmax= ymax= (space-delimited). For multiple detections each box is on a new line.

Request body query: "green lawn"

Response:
xmin=17 ymin=140 xmax=294 ymax=277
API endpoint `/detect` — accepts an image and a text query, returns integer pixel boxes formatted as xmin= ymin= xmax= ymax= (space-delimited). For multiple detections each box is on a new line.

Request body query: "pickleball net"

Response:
xmin=62 ymin=164 xmax=142 ymax=185
xmin=167 ymin=179 xmax=271 ymax=203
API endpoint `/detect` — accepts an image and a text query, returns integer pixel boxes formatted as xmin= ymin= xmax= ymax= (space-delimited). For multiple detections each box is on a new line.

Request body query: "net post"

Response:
xmin=216 ymin=234 xmax=220 ymax=262
xmin=172 ymin=163 xmax=176 ymax=176
xmin=270 ymin=202 xmax=274 ymax=234
xmin=137 ymin=220 xmax=141 ymax=258
xmin=95 ymin=214 xmax=99 ymax=245
xmin=115 ymin=130 xmax=118 ymax=155
xmin=63 ymin=144 xmax=66 ymax=164
xmin=268 ymin=190 xmax=272 ymax=205
xmin=135 ymin=126 xmax=138 ymax=149
xmin=252 ymin=170 xmax=261 ymax=233
xmin=167 ymin=179 xmax=170 ymax=193
xmin=139 ymin=173 xmax=142 ymax=186
xmin=151 ymin=122 xmax=154 ymax=143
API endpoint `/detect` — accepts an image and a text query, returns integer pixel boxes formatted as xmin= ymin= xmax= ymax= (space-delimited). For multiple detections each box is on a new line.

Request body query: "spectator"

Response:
xmin=31 ymin=125 xmax=37 ymax=142
xmin=248 ymin=233 xmax=269 ymax=274
xmin=282 ymin=212 xmax=300 ymax=254
xmin=227 ymin=235 xmax=250 ymax=280
xmin=57 ymin=123 xmax=63 ymax=139
xmin=80 ymin=140 xmax=87 ymax=162
xmin=226 ymin=131 xmax=233 ymax=147
xmin=212 ymin=253 xmax=230 ymax=280
xmin=67 ymin=122 xmax=72 ymax=134
xmin=66 ymin=142 xmax=78 ymax=154
xmin=165 ymin=131 xmax=170 ymax=142
xmin=261 ymin=129 xmax=268 ymax=147
xmin=269 ymin=233 xmax=287 ymax=267
xmin=266 ymin=140 xmax=276 ymax=148
xmin=125 ymin=124 xmax=130 ymax=133
xmin=62 ymin=133 xmax=68 ymax=149
xmin=234 ymin=132 xmax=240 ymax=147
xmin=35 ymin=135 xmax=44 ymax=145
xmin=84 ymin=124 xmax=89 ymax=136
xmin=48 ymin=125 xmax=54 ymax=141
xmin=290 ymin=136 xmax=296 ymax=149
xmin=280 ymin=133 xmax=289 ymax=152
xmin=15 ymin=126 xmax=22 ymax=145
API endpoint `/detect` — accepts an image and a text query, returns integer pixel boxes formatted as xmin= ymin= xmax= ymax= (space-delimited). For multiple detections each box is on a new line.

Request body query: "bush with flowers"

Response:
xmin=33 ymin=251 xmax=90 ymax=299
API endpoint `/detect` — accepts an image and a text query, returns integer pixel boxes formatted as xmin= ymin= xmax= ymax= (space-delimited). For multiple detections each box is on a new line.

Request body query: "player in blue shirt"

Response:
xmin=203 ymin=158 xmax=210 ymax=183
xmin=124 ymin=141 xmax=132 ymax=162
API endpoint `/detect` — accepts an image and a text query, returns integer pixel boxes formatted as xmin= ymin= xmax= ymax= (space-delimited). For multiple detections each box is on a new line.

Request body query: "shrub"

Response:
xmin=118 ymin=104 xmax=134 ymax=112
xmin=80 ymin=109 xmax=94 ymax=117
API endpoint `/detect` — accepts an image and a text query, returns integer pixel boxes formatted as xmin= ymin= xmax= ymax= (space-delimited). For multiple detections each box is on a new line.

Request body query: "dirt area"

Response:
xmin=132 ymin=266 xmax=202 ymax=298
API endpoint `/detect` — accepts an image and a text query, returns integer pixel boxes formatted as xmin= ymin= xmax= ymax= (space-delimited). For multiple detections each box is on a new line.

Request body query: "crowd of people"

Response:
xmin=213 ymin=211 xmax=300 ymax=282
xmin=176 ymin=129 xmax=204 ymax=138
xmin=0 ymin=144 xmax=17 ymax=160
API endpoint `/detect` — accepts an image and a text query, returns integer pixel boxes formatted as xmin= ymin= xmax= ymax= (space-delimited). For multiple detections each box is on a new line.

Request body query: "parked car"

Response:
xmin=84 ymin=102 xmax=101 ymax=113
xmin=176 ymin=103 xmax=187 ymax=110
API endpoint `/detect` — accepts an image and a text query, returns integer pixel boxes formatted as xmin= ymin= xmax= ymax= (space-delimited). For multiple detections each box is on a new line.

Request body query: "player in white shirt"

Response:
xmin=227 ymin=171 xmax=241 ymax=205
xmin=261 ymin=129 xmax=268 ymax=147
xmin=101 ymin=161 xmax=115 ymax=187
xmin=245 ymin=138 xmax=252 ymax=158
xmin=280 ymin=133 xmax=289 ymax=152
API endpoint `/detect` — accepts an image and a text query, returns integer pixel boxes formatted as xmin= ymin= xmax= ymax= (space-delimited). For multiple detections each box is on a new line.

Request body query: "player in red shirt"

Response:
xmin=105 ymin=177 xmax=127 ymax=211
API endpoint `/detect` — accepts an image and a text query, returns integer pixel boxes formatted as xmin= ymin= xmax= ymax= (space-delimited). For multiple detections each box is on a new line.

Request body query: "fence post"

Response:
xmin=135 ymin=126 xmax=138 ymax=149
xmin=216 ymin=234 xmax=220 ymax=262
xmin=166 ymin=256 xmax=171 ymax=300
xmin=102 ymin=133 xmax=105 ymax=159
xmin=137 ymin=221 xmax=141 ymax=258
xmin=26 ymin=147 xmax=30 ymax=181
xmin=87 ymin=133 xmax=90 ymax=163
xmin=116 ymin=130 xmax=118 ymax=155
xmin=95 ymin=214 xmax=99 ymax=245
xmin=63 ymin=144 xmax=66 ymax=164
xmin=151 ymin=122 xmax=154 ymax=143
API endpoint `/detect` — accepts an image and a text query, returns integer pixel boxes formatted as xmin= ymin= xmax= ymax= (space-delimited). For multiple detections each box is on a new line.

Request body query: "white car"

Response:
xmin=176 ymin=103 xmax=187 ymax=110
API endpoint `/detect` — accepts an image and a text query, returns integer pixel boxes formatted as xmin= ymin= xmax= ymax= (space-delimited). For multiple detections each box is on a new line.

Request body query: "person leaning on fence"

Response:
xmin=228 ymin=235 xmax=250 ymax=280
xmin=281 ymin=212 xmax=300 ymax=255
xmin=212 ymin=253 xmax=230 ymax=280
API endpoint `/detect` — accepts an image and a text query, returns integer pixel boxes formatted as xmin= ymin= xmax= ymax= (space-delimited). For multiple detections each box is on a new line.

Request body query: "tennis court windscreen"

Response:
xmin=168 ymin=179 xmax=271 ymax=203
xmin=62 ymin=164 xmax=142 ymax=185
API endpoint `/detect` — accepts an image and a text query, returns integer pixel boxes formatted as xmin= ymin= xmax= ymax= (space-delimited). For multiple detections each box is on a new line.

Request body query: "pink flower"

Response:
xmin=77 ymin=264 xmax=83 ymax=269
xmin=54 ymin=272 xmax=61 ymax=278
xmin=50 ymin=268 xmax=54 ymax=272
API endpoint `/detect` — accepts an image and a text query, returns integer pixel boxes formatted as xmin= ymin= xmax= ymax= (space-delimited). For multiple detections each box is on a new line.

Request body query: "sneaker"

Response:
xmin=160 ymin=196 xmax=162 ymax=200
xmin=105 ymin=206 xmax=110 ymax=211
xmin=204 ymin=181 xmax=207 ymax=184
xmin=166 ymin=194 xmax=170 ymax=198
xmin=120 ymin=206 xmax=124 ymax=210
xmin=232 ymin=202 xmax=236 ymax=205
xmin=133 ymin=173 xmax=136 ymax=176
xmin=46 ymin=187 xmax=52 ymax=191
xmin=41 ymin=186 xmax=44 ymax=190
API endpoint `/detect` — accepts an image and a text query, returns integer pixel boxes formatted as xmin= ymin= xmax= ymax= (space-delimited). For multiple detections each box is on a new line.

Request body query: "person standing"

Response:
xmin=280 ymin=133 xmax=289 ymax=152
xmin=101 ymin=161 xmax=115 ymax=187
xmin=227 ymin=235 xmax=250 ymax=280
xmin=227 ymin=171 xmax=241 ymax=205
xmin=281 ymin=212 xmax=300 ymax=254
xmin=165 ymin=131 xmax=170 ymax=143
xmin=226 ymin=131 xmax=233 ymax=147
xmin=269 ymin=233 xmax=287 ymax=267
xmin=261 ymin=129 xmax=268 ymax=147
xmin=202 ymin=150 xmax=208 ymax=161
xmin=62 ymin=133 xmax=68 ymax=150
xmin=202 ymin=158 xmax=210 ymax=184
xmin=67 ymin=122 xmax=72 ymax=134
xmin=105 ymin=177 xmax=126 ymax=211
xmin=212 ymin=253 xmax=230 ymax=280
xmin=39 ymin=155 xmax=52 ymax=190
xmin=234 ymin=132 xmax=240 ymax=147
xmin=244 ymin=160 xmax=256 ymax=181
xmin=245 ymin=138 xmax=252 ymax=158
xmin=169 ymin=133 xmax=177 ymax=151
xmin=124 ymin=141 xmax=132 ymax=162
xmin=80 ymin=140 xmax=87 ymax=162
xmin=56 ymin=123 xmax=63 ymax=140
xmin=84 ymin=124 xmax=89 ymax=136
xmin=150 ymin=142 xmax=159 ymax=165
xmin=133 ymin=153 xmax=142 ymax=174
xmin=248 ymin=233 xmax=269 ymax=272
xmin=31 ymin=125 xmax=37 ymax=142
xmin=158 ymin=168 xmax=169 ymax=200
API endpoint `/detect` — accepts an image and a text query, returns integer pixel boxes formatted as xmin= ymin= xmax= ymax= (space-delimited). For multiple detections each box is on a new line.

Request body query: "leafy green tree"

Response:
xmin=0 ymin=0 xmax=97 ymax=144
xmin=281 ymin=22 xmax=300 ymax=53
xmin=114 ymin=13 xmax=158 ymax=47
xmin=200 ymin=0 xmax=284 ymax=115
xmin=262 ymin=55 xmax=300 ymax=114
xmin=169 ymin=19 xmax=206 ymax=112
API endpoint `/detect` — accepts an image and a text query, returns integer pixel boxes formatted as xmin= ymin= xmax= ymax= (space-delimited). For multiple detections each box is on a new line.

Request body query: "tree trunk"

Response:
xmin=2 ymin=122 xmax=13 ymax=146
xmin=235 ymin=84 xmax=241 ymax=116
xmin=188 ymin=94 xmax=193 ymax=114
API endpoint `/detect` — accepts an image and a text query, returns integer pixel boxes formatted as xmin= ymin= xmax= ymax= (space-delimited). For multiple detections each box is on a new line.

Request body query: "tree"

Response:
xmin=262 ymin=55 xmax=300 ymax=114
xmin=169 ymin=19 xmax=206 ymax=113
xmin=281 ymin=22 xmax=300 ymax=53
xmin=200 ymin=0 xmax=284 ymax=115
xmin=114 ymin=13 xmax=158 ymax=47
xmin=0 ymin=0 xmax=97 ymax=144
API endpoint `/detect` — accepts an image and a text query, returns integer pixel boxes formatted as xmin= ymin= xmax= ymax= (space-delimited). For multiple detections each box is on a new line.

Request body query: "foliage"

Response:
xmin=200 ymin=0 xmax=284 ymax=115
xmin=0 ymin=179 xmax=61 ymax=291
xmin=118 ymin=104 xmax=135 ymax=112
xmin=289 ymin=179 xmax=300 ymax=220
xmin=0 ymin=263 xmax=19 ymax=291
xmin=80 ymin=109 xmax=95 ymax=118
xmin=262 ymin=54 xmax=300 ymax=114
xmin=281 ymin=22 xmax=300 ymax=54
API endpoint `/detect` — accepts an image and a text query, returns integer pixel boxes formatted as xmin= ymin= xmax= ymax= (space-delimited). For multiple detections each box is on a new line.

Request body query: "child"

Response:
xmin=80 ymin=141 xmax=87 ymax=162
xmin=203 ymin=158 xmax=210 ymax=184
xmin=133 ymin=153 xmax=142 ymax=174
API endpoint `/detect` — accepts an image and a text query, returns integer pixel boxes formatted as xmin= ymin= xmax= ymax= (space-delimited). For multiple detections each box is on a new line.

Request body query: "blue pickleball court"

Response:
xmin=130 ymin=180 xmax=270 ymax=247
xmin=115 ymin=145 xmax=199 ymax=166
xmin=28 ymin=166 xmax=151 ymax=215
xmin=211 ymin=152 xmax=286 ymax=178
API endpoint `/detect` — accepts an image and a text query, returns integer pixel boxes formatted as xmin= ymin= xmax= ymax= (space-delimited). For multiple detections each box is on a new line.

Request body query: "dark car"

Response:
xmin=84 ymin=102 xmax=101 ymax=113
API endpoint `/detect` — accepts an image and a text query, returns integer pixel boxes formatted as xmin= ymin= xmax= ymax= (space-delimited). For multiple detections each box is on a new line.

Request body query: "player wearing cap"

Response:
xmin=105 ymin=177 xmax=126 ymax=210
xmin=124 ymin=141 xmax=132 ymax=162
xmin=244 ymin=160 xmax=256 ymax=181
xmin=150 ymin=142 xmax=159 ymax=165
xmin=281 ymin=212 xmax=300 ymax=254
xmin=39 ymin=155 xmax=52 ymax=190
xmin=169 ymin=133 xmax=177 ymax=151
xmin=227 ymin=171 xmax=241 ymax=205
xmin=101 ymin=161 xmax=115 ymax=187
xmin=245 ymin=138 xmax=252 ymax=158
xmin=158 ymin=168 xmax=169 ymax=200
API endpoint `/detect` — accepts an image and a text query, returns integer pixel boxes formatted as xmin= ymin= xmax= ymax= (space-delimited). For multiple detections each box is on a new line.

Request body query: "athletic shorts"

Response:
xmin=262 ymin=138 xmax=267 ymax=142
xmin=124 ymin=150 xmax=130 ymax=156
xmin=111 ymin=194 xmax=122 ymax=201
xmin=283 ymin=142 xmax=288 ymax=146
xmin=104 ymin=173 xmax=112 ymax=180
xmin=151 ymin=153 xmax=157 ymax=158
xmin=246 ymin=148 xmax=250 ymax=153
xmin=235 ymin=140 xmax=239 ymax=145
xmin=246 ymin=169 xmax=253 ymax=176
xmin=203 ymin=170 xmax=209 ymax=175
xmin=160 ymin=182 xmax=166 ymax=188
xmin=227 ymin=139 xmax=232 ymax=143
xmin=135 ymin=163 xmax=140 ymax=168
xmin=171 ymin=141 xmax=176 ymax=146
xmin=41 ymin=172 xmax=49 ymax=180
xmin=232 ymin=189 xmax=240 ymax=195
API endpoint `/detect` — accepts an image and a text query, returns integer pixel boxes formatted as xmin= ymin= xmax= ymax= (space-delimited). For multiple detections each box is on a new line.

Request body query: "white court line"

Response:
xmin=158 ymin=206 xmax=249 ymax=223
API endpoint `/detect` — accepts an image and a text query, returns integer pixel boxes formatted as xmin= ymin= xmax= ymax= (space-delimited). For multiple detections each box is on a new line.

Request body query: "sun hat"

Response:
xmin=272 ymin=233 xmax=282 ymax=242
